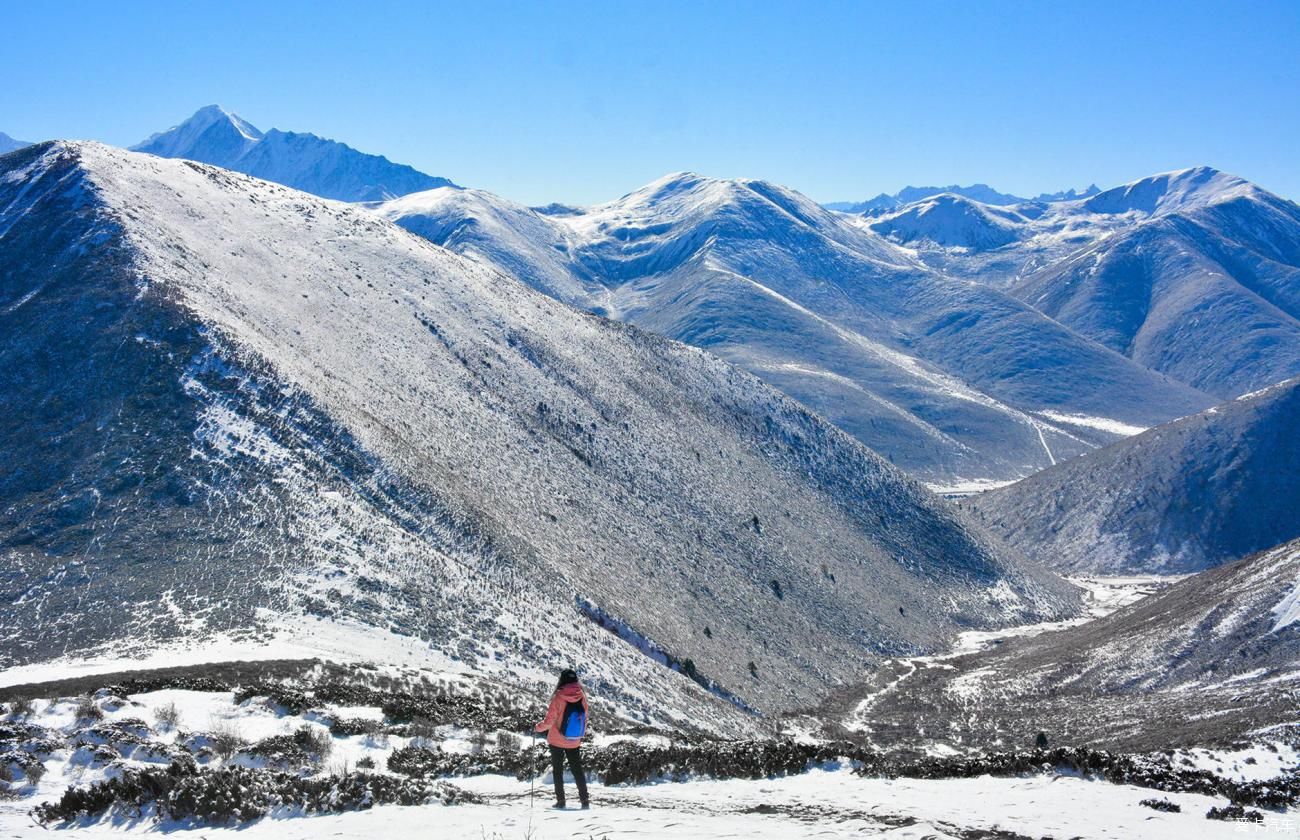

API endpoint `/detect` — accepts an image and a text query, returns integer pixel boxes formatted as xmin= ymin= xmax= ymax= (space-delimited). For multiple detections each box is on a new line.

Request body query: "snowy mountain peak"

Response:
xmin=600 ymin=170 xmax=845 ymax=234
xmin=638 ymin=170 xmax=710 ymax=196
xmin=0 ymin=131 xmax=31 ymax=155
xmin=190 ymin=104 xmax=263 ymax=139
xmin=1082 ymin=165 xmax=1254 ymax=215
xmin=132 ymin=106 xmax=455 ymax=202
xmin=868 ymin=192 xmax=1026 ymax=250
xmin=134 ymin=105 xmax=262 ymax=160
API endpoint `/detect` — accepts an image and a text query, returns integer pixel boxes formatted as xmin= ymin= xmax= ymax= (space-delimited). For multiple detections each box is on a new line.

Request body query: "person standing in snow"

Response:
xmin=534 ymin=668 xmax=590 ymax=809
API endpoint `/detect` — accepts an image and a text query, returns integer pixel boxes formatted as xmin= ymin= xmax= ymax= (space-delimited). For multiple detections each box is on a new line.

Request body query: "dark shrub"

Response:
xmin=154 ymin=702 xmax=181 ymax=731
xmin=73 ymin=696 xmax=103 ymax=722
xmin=1207 ymin=803 xmax=1263 ymax=822
xmin=32 ymin=763 xmax=480 ymax=826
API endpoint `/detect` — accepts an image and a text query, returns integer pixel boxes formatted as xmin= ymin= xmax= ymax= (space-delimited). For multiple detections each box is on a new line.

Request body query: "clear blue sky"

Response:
xmin=4 ymin=0 xmax=1298 ymax=205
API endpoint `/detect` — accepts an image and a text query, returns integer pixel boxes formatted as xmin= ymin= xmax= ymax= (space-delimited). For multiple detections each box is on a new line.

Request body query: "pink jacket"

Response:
xmin=535 ymin=683 xmax=588 ymax=748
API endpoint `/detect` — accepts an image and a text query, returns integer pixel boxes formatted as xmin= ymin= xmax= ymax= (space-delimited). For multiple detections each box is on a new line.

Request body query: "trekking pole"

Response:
xmin=529 ymin=731 xmax=537 ymax=810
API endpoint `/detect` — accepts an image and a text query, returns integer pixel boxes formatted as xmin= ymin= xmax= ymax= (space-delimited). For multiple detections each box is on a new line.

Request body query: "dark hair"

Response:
xmin=556 ymin=668 xmax=578 ymax=689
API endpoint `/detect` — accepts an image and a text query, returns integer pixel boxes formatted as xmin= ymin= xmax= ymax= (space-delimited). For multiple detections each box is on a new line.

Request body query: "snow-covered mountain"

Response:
xmin=830 ymin=537 xmax=1300 ymax=752
xmin=0 ymin=132 xmax=29 ymax=154
xmin=824 ymin=182 xmax=1099 ymax=214
xmin=866 ymin=193 xmax=1026 ymax=249
xmin=969 ymin=377 xmax=1300 ymax=574
xmin=0 ymin=142 xmax=1077 ymax=721
xmin=862 ymin=167 xmax=1300 ymax=400
xmin=378 ymin=173 xmax=1214 ymax=486
xmin=132 ymin=106 xmax=455 ymax=202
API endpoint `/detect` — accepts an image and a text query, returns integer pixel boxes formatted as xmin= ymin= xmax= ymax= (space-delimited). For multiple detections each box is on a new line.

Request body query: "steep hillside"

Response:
xmin=1014 ymin=169 xmax=1300 ymax=398
xmin=133 ymin=106 xmax=454 ymax=202
xmin=970 ymin=378 xmax=1300 ymax=574
xmin=825 ymin=538 xmax=1300 ymax=752
xmin=379 ymin=174 xmax=1212 ymax=486
xmin=859 ymin=167 xmax=1300 ymax=400
xmin=0 ymin=142 xmax=1076 ymax=722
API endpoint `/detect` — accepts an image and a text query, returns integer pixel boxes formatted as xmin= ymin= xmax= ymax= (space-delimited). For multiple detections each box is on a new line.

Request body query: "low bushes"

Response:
xmin=855 ymin=747 xmax=1300 ymax=810
xmin=388 ymin=739 xmax=871 ymax=785
xmin=32 ymin=761 xmax=480 ymax=825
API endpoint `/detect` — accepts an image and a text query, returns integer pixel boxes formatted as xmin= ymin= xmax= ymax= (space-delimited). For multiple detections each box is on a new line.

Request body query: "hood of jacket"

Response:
xmin=556 ymin=683 xmax=585 ymax=703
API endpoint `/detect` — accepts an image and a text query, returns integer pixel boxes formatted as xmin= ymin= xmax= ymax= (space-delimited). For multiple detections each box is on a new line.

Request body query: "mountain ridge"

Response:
xmin=825 ymin=182 xmax=1101 ymax=214
xmin=132 ymin=105 xmax=455 ymax=202
xmin=379 ymin=171 xmax=1216 ymax=485
xmin=861 ymin=166 xmax=1300 ymax=401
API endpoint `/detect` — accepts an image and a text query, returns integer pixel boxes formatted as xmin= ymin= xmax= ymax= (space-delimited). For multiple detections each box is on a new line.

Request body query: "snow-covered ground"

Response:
xmin=844 ymin=575 xmax=1175 ymax=733
xmin=1 ymin=764 xmax=1286 ymax=839
xmin=0 ymin=583 xmax=1291 ymax=838
xmin=946 ymin=574 xmax=1170 ymax=655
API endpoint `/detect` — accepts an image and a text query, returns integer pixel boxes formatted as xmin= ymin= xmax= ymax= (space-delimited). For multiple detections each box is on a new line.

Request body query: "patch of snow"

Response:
xmin=1034 ymin=410 xmax=1148 ymax=437
xmin=1270 ymin=554 xmax=1300 ymax=632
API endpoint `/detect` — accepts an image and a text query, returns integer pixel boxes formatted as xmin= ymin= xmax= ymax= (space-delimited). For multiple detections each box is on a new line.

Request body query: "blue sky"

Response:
xmin=4 ymin=0 xmax=1298 ymax=205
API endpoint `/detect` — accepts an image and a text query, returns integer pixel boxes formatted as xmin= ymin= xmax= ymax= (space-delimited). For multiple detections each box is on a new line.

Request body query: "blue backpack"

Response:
xmin=559 ymin=700 xmax=587 ymax=739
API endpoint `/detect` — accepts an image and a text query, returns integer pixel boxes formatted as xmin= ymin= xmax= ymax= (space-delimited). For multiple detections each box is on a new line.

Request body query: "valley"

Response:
xmin=2 ymin=101 xmax=1298 ymax=839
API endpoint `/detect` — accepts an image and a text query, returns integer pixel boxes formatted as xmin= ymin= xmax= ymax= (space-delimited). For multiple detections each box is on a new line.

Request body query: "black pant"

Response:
xmin=549 ymin=745 xmax=588 ymax=805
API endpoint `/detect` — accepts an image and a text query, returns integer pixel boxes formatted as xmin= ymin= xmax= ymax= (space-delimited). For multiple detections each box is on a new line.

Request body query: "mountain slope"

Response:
xmin=0 ymin=133 xmax=30 ymax=154
xmin=867 ymin=194 xmax=1027 ymax=249
xmin=379 ymin=174 xmax=1213 ymax=486
xmin=970 ymin=377 xmax=1300 ymax=574
xmin=866 ymin=167 xmax=1300 ymax=400
xmin=133 ymin=106 xmax=454 ymax=202
xmin=826 ymin=538 xmax=1300 ymax=752
xmin=0 ymin=142 xmax=1076 ymax=720
xmin=1013 ymin=168 xmax=1300 ymax=398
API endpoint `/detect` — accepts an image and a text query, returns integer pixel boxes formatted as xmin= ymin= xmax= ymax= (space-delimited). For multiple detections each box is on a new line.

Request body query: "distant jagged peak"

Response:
xmin=828 ymin=182 xmax=1108 ymax=215
xmin=1082 ymin=165 xmax=1257 ymax=216
xmin=1034 ymin=184 xmax=1100 ymax=202
xmin=0 ymin=131 xmax=31 ymax=155
xmin=133 ymin=104 xmax=263 ymax=158
xmin=827 ymin=183 xmax=1031 ymax=215
xmin=190 ymin=104 xmax=263 ymax=141
xmin=896 ymin=183 xmax=1023 ymax=207
xmin=131 ymin=105 xmax=455 ymax=203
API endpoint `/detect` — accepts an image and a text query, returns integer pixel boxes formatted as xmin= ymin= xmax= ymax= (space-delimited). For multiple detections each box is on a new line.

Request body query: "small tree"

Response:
xmin=155 ymin=701 xmax=182 ymax=731
xmin=74 ymin=695 xmax=104 ymax=722
xmin=6 ymin=697 xmax=35 ymax=717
